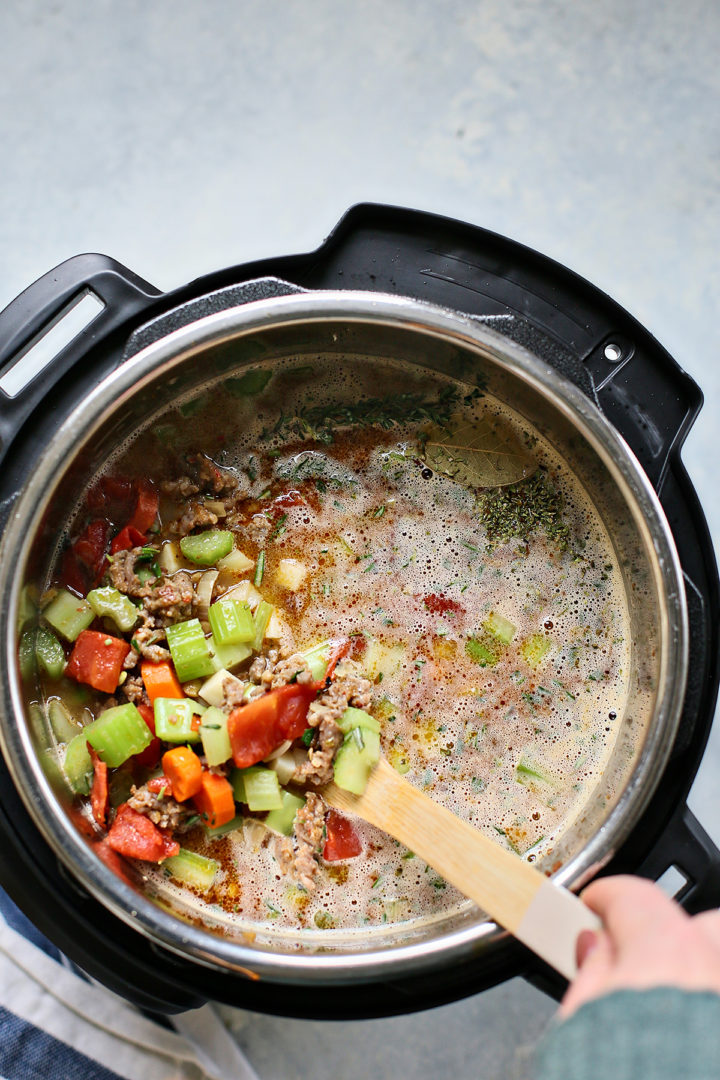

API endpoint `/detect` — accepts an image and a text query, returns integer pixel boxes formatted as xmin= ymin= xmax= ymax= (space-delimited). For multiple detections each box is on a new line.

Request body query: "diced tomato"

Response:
xmin=106 ymin=803 xmax=179 ymax=862
xmin=132 ymin=703 xmax=163 ymax=768
xmin=323 ymin=810 xmax=362 ymax=862
xmin=60 ymin=519 xmax=112 ymax=596
xmin=65 ymin=630 xmax=130 ymax=694
xmin=192 ymin=771 xmax=236 ymax=828
xmin=127 ymin=479 xmax=159 ymax=534
xmin=320 ymin=639 xmax=352 ymax=686
xmin=147 ymin=775 xmax=173 ymax=796
xmin=348 ymin=634 xmax=367 ymax=660
xmin=88 ymin=746 xmax=109 ymax=829
xmin=111 ymin=525 xmax=147 ymax=554
xmin=422 ymin=593 xmax=465 ymax=616
xmin=227 ymin=684 xmax=318 ymax=768
xmin=87 ymin=475 xmax=135 ymax=522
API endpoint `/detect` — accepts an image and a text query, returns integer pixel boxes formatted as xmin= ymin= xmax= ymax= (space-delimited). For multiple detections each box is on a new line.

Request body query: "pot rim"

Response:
xmin=0 ymin=289 xmax=688 ymax=984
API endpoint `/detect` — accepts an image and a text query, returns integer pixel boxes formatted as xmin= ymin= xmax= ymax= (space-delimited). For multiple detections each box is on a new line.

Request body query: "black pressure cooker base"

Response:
xmin=0 ymin=204 xmax=718 ymax=1017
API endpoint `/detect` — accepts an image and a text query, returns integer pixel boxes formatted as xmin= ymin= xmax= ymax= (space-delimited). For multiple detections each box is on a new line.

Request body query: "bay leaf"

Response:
xmin=422 ymin=416 xmax=538 ymax=489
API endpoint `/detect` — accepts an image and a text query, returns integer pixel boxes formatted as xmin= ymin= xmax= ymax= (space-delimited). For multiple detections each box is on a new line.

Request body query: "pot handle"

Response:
xmin=634 ymin=802 xmax=720 ymax=914
xmin=0 ymin=254 xmax=159 ymax=451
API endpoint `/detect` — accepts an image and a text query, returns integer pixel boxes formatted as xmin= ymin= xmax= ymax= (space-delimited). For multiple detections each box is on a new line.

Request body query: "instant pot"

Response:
xmin=0 ymin=204 xmax=718 ymax=1017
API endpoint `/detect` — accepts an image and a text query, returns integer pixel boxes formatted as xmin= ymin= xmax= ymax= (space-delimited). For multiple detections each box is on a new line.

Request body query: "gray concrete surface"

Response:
xmin=1 ymin=1 xmax=718 ymax=1077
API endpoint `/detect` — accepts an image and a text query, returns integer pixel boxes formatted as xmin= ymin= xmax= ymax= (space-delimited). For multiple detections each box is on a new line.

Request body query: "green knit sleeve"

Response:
xmin=534 ymin=988 xmax=720 ymax=1080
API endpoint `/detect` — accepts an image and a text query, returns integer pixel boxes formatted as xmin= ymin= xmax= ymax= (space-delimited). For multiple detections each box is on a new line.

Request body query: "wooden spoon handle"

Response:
xmin=325 ymin=759 xmax=600 ymax=980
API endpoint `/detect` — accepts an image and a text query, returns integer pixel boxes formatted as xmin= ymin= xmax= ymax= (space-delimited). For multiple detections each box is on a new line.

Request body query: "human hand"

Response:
xmin=559 ymin=874 xmax=720 ymax=1019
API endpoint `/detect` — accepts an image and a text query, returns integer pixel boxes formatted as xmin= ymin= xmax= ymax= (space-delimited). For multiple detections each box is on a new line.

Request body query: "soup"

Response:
xmin=25 ymin=355 xmax=629 ymax=936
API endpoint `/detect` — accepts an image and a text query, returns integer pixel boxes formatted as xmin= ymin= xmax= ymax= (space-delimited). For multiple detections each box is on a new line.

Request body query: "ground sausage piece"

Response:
xmin=107 ymin=547 xmax=148 ymax=598
xmin=268 ymin=654 xmax=314 ymax=689
xmin=276 ymin=792 xmax=326 ymax=892
xmin=166 ymin=501 xmax=218 ymax=537
xmin=161 ymin=476 xmax=201 ymax=497
xmin=127 ymin=783 xmax=193 ymax=832
xmin=142 ymin=571 xmax=194 ymax=624
xmin=119 ymin=673 xmax=149 ymax=706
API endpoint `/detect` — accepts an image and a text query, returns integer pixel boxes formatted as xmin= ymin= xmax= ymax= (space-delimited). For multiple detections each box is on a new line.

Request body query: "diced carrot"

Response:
xmin=141 ymin=660 xmax=184 ymax=703
xmin=161 ymin=746 xmax=203 ymax=802
xmin=193 ymin=771 xmax=236 ymax=828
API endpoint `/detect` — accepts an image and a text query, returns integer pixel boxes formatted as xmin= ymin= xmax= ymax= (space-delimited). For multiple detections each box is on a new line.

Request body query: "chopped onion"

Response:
xmin=241 ymin=818 xmax=268 ymax=853
xmin=264 ymin=738 xmax=293 ymax=762
xmin=195 ymin=569 xmax=219 ymax=631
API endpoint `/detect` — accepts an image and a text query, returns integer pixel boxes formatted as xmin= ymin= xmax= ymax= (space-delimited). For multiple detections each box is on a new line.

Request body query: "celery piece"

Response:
xmin=63 ymin=733 xmax=93 ymax=795
xmin=204 ymin=814 xmax=245 ymax=840
xmin=35 ymin=627 xmax=66 ymax=679
xmin=235 ymin=765 xmax=283 ymax=811
xmin=208 ymin=598 xmax=255 ymax=646
xmin=43 ymin=590 xmax=95 ymax=641
xmin=230 ymin=768 xmax=246 ymax=804
xmin=251 ymin=601 xmax=274 ymax=653
xmin=153 ymin=697 xmax=206 ymax=743
xmin=165 ymin=618 xmax=215 ymax=681
xmin=465 ymin=636 xmax=498 ymax=666
xmin=84 ymin=703 xmax=153 ymax=767
xmin=264 ymin=790 xmax=305 ymax=836
xmin=337 ymin=707 xmax=381 ymax=735
xmin=521 ymin=633 xmax=551 ymax=669
xmin=301 ymin=640 xmax=332 ymax=682
xmin=18 ymin=630 xmax=37 ymax=681
xmin=199 ymin=705 xmax=232 ymax=766
xmin=179 ymin=530 xmax=234 ymax=567
xmin=333 ymin=728 xmax=381 ymax=795
xmin=48 ymin=698 xmax=81 ymax=742
xmin=87 ymin=586 xmax=139 ymax=632
xmin=208 ymin=636 xmax=252 ymax=673
xmin=163 ymin=847 xmax=219 ymax=890
xmin=483 ymin=611 xmax=517 ymax=645
xmin=17 ymin=584 xmax=37 ymax=633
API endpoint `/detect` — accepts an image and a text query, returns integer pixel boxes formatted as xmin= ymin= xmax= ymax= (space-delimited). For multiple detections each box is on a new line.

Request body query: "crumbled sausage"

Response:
xmin=127 ymin=783 xmax=193 ymax=832
xmin=166 ymin=501 xmax=218 ymax=537
xmin=275 ymin=792 xmax=326 ymax=891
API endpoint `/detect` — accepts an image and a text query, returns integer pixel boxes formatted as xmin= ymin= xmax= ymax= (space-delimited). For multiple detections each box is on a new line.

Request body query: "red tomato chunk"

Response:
xmin=106 ymin=803 xmax=179 ymax=862
xmin=65 ymin=630 xmax=130 ymax=694
xmin=228 ymin=684 xmax=318 ymax=768
xmin=323 ymin=810 xmax=362 ymax=862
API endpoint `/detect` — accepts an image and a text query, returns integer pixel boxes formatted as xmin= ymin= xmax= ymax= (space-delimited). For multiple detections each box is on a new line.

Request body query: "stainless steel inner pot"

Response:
xmin=0 ymin=291 xmax=688 ymax=986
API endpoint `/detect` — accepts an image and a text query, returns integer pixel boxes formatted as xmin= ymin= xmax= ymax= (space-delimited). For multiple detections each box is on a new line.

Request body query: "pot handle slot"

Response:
xmin=635 ymin=803 xmax=720 ymax=914
xmin=0 ymin=254 xmax=159 ymax=447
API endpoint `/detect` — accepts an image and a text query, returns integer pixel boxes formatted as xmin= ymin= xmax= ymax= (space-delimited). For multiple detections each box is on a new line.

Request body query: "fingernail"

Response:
xmin=576 ymin=929 xmax=599 ymax=968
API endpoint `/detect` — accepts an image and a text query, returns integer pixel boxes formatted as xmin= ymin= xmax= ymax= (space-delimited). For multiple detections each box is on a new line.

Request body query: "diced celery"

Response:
xmin=204 ymin=814 xmax=245 ymax=839
xmin=162 ymin=847 xmax=219 ymax=890
xmin=337 ymin=707 xmax=381 ymax=735
xmin=208 ymin=636 xmax=252 ymax=673
xmin=264 ymin=790 xmax=305 ymax=836
xmin=301 ymin=640 xmax=332 ymax=682
xmin=20 ymin=628 xmax=67 ymax=681
xmin=199 ymin=705 xmax=232 ymax=766
xmin=63 ymin=733 xmax=93 ymax=794
xmin=235 ymin=765 xmax=283 ymax=811
xmin=17 ymin=584 xmax=37 ymax=633
xmin=36 ymin=627 xmax=66 ymax=679
xmin=208 ymin=598 xmax=255 ymax=645
xmin=230 ymin=768 xmax=246 ymax=804
xmin=48 ymin=698 xmax=81 ymax=742
xmin=165 ymin=619 xmax=214 ymax=681
xmin=251 ymin=601 xmax=274 ymax=652
xmin=333 ymin=728 xmax=381 ymax=795
xmin=153 ymin=697 xmax=206 ymax=743
xmin=43 ymin=590 xmax=95 ymax=641
xmin=84 ymin=703 xmax=153 ymax=767
xmin=483 ymin=611 xmax=517 ymax=645
xmin=87 ymin=586 xmax=139 ymax=632
xmin=180 ymin=530 xmax=234 ymax=567
xmin=254 ymin=550 xmax=265 ymax=587
xmin=465 ymin=636 xmax=498 ymax=666
xmin=217 ymin=548 xmax=254 ymax=574
xmin=521 ymin=633 xmax=551 ymax=669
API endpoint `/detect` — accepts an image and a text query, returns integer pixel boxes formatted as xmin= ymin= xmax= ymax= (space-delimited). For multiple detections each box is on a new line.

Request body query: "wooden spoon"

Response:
xmin=324 ymin=758 xmax=601 ymax=980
